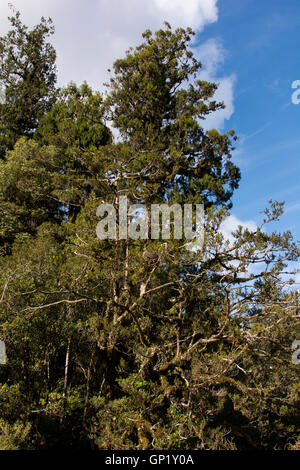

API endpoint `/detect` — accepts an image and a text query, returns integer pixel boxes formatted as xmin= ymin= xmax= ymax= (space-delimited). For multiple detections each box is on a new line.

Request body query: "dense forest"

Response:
xmin=0 ymin=9 xmax=299 ymax=450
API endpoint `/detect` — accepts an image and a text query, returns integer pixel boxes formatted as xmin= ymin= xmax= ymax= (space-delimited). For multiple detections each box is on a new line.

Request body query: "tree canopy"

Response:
xmin=0 ymin=7 xmax=57 ymax=158
xmin=0 ymin=11 xmax=299 ymax=451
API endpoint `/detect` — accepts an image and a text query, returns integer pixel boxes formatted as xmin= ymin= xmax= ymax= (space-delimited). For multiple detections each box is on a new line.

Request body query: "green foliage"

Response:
xmin=35 ymin=82 xmax=111 ymax=151
xmin=0 ymin=7 xmax=57 ymax=157
xmin=0 ymin=419 xmax=31 ymax=450
xmin=105 ymin=22 xmax=240 ymax=208
xmin=0 ymin=138 xmax=62 ymax=252
xmin=0 ymin=14 xmax=299 ymax=451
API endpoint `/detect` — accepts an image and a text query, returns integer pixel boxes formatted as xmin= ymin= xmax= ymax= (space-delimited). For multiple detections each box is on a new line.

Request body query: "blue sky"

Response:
xmin=0 ymin=0 xmax=299 ymax=262
xmin=196 ymin=0 xmax=300 ymax=242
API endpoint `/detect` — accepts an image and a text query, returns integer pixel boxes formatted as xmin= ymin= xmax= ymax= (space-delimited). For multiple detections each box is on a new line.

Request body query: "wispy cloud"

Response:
xmin=285 ymin=201 xmax=300 ymax=215
xmin=245 ymin=121 xmax=272 ymax=140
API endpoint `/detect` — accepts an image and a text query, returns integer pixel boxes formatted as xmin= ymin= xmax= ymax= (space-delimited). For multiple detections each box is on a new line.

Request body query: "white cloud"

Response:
xmin=195 ymin=38 xmax=236 ymax=130
xmin=218 ymin=215 xmax=264 ymax=278
xmin=1 ymin=1 xmax=236 ymax=131
xmin=294 ymin=272 xmax=300 ymax=284
xmin=0 ymin=0 xmax=219 ymax=90
xmin=153 ymin=0 xmax=218 ymax=29
xmin=195 ymin=37 xmax=225 ymax=76
xmin=220 ymin=214 xmax=257 ymax=245
xmin=0 ymin=2 xmax=235 ymax=130
xmin=204 ymin=74 xmax=236 ymax=130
